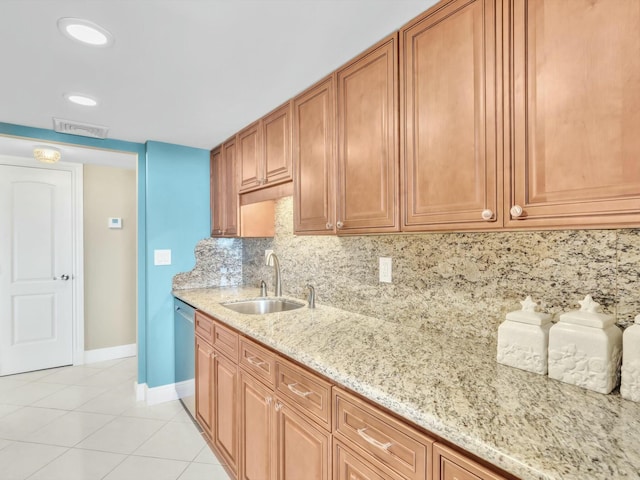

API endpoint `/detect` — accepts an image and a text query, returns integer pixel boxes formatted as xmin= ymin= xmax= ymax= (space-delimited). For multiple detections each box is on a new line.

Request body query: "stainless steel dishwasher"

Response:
xmin=174 ymin=297 xmax=196 ymax=418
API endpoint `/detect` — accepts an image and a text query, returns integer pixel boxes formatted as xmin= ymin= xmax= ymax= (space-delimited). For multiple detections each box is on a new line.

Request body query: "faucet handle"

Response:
xmin=260 ymin=280 xmax=267 ymax=297
xmin=306 ymin=284 xmax=316 ymax=309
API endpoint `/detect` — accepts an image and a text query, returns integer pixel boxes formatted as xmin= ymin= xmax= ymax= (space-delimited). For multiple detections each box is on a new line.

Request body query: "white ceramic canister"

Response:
xmin=548 ymin=295 xmax=622 ymax=394
xmin=497 ymin=296 xmax=552 ymax=374
xmin=621 ymin=314 xmax=640 ymax=402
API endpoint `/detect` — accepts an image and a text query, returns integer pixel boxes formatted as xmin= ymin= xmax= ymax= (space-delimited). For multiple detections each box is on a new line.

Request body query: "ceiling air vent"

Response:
xmin=53 ymin=117 xmax=109 ymax=139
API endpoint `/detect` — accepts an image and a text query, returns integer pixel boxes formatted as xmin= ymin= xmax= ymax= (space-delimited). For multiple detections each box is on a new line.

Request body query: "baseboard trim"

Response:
xmin=175 ymin=379 xmax=195 ymax=399
xmin=135 ymin=382 xmax=180 ymax=405
xmin=84 ymin=343 xmax=136 ymax=364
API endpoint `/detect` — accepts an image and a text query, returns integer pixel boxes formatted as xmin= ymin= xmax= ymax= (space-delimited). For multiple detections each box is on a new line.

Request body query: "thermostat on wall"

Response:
xmin=108 ymin=217 xmax=122 ymax=229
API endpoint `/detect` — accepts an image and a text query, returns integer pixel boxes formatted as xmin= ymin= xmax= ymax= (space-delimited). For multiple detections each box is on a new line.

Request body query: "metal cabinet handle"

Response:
xmin=54 ymin=274 xmax=70 ymax=281
xmin=481 ymin=209 xmax=494 ymax=221
xmin=357 ymin=427 xmax=392 ymax=451
xmin=336 ymin=221 xmax=344 ymax=229
xmin=246 ymin=356 xmax=267 ymax=367
xmin=286 ymin=382 xmax=313 ymax=398
xmin=510 ymin=205 xmax=524 ymax=218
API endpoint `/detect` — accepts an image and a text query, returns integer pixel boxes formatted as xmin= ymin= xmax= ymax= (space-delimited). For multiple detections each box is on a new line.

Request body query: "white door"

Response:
xmin=0 ymin=165 xmax=74 ymax=376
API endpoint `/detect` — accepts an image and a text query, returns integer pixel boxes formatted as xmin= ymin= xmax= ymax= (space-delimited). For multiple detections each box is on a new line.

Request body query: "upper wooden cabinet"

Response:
xmin=504 ymin=0 xmax=640 ymax=228
xmin=263 ymin=102 xmax=293 ymax=186
xmin=401 ymin=0 xmax=500 ymax=231
xmin=238 ymin=121 xmax=261 ymax=193
xmin=211 ymin=139 xmax=239 ymax=237
xmin=239 ymin=102 xmax=293 ymax=194
xmin=293 ymin=76 xmax=336 ymax=234
xmin=337 ymin=34 xmax=400 ymax=234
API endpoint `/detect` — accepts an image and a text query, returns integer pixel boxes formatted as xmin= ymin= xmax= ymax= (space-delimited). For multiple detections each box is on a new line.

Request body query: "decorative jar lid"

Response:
xmin=558 ymin=295 xmax=615 ymax=329
xmin=506 ymin=296 xmax=551 ymax=326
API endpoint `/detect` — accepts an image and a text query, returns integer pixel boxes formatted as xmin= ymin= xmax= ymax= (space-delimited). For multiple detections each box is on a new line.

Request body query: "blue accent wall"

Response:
xmin=0 ymin=124 xmax=210 ymax=389
xmin=144 ymin=141 xmax=210 ymax=387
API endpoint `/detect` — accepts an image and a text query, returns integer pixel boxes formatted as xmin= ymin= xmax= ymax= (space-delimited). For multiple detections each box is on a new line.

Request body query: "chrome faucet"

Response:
xmin=260 ymin=280 xmax=267 ymax=296
xmin=306 ymin=284 xmax=315 ymax=309
xmin=266 ymin=252 xmax=282 ymax=297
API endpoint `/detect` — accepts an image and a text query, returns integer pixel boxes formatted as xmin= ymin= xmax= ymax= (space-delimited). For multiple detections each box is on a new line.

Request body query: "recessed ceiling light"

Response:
xmin=65 ymin=93 xmax=98 ymax=107
xmin=57 ymin=18 xmax=114 ymax=47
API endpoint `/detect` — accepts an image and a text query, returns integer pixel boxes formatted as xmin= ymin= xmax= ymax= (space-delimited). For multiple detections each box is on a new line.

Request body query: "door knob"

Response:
xmin=510 ymin=205 xmax=524 ymax=218
xmin=54 ymin=274 xmax=70 ymax=281
xmin=481 ymin=209 xmax=494 ymax=221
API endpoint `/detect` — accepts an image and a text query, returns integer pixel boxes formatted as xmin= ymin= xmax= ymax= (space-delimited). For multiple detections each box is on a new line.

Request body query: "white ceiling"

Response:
xmin=0 ymin=0 xmax=434 ymax=157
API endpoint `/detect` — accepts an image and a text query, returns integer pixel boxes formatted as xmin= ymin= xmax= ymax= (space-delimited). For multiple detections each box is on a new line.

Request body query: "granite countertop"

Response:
xmin=173 ymin=287 xmax=640 ymax=480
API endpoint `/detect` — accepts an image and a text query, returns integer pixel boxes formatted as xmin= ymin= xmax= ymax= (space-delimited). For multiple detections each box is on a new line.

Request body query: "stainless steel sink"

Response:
xmin=221 ymin=298 xmax=305 ymax=315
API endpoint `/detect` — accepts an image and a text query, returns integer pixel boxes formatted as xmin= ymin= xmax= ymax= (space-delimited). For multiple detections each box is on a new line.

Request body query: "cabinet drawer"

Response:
xmin=334 ymin=387 xmax=433 ymax=480
xmin=213 ymin=321 xmax=238 ymax=361
xmin=275 ymin=358 xmax=332 ymax=431
xmin=433 ymin=443 xmax=508 ymax=480
xmin=334 ymin=438 xmax=404 ymax=480
xmin=239 ymin=337 xmax=276 ymax=388
xmin=195 ymin=311 xmax=213 ymax=343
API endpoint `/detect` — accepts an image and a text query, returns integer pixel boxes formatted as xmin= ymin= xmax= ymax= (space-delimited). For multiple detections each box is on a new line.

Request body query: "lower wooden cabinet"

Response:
xmin=276 ymin=400 xmax=332 ymax=480
xmin=195 ymin=335 xmax=213 ymax=438
xmin=213 ymin=351 xmax=239 ymax=474
xmin=239 ymin=370 xmax=275 ymax=480
xmin=196 ymin=312 xmax=513 ymax=480
xmin=433 ymin=443 xmax=508 ymax=480
xmin=334 ymin=439 xmax=404 ymax=480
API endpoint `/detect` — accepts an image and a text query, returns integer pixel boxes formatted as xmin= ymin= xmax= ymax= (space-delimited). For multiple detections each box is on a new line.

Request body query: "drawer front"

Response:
xmin=213 ymin=321 xmax=238 ymax=361
xmin=334 ymin=439 xmax=404 ymax=480
xmin=433 ymin=443 xmax=507 ymax=480
xmin=195 ymin=311 xmax=214 ymax=343
xmin=239 ymin=338 xmax=276 ymax=388
xmin=334 ymin=387 xmax=432 ymax=480
xmin=275 ymin=359 xmax=332 ymax=431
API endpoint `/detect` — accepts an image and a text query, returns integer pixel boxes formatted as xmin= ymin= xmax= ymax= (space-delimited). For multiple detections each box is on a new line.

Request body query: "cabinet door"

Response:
xmin=506 ymin=0 xmax=640 ymax=228
xmin=213 ymin=350 xmax=238 ymax=474
xmin=239 ymin=370 xmax=275 ymax=480
xmin=275 ymin=400 xmax=331 ymax=480
xmin=337 ymin=34 xmax=400 ymax=234
xmin=293 ymin=76 xmax=336 ymax=234
xmin=222 ymin=138 xmax=239 ymax=236
xmin=263 ymin=102 xmax=293 ymax=186
xmin=402 ymin=0 xmax=500 ymax=231
xmin=210 ymin=147 xmax=224 ymax=236
xmin=238 ymin=122 xmax=262 ymax=193
xmin=195 ymin=336 xmax=213 ymax=438
xmin=433 ymin=443 xmax=507 ymax=480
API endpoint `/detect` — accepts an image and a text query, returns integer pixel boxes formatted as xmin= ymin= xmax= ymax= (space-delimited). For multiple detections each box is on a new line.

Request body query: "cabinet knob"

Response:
xmin=481 ymin=209 xmax=494 ymax=221
xmin=326 ymin=222 xmax=333 ymax=230
xmin=213 ymin=229 xmax=222 ymax=235
xmin=265 ymin=396 xmax=272 ymax=406
xmin=510 ymin=205 xmax=524 ymax=218
xmin=336 ymin=221 xmax=344 ymax=230
xmin=274 ymin=401 xmax=283 ymax=412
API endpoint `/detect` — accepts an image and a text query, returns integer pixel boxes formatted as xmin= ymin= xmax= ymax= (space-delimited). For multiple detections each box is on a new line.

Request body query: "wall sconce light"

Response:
xmin=33 ymin=147 xmax=61 ymax=163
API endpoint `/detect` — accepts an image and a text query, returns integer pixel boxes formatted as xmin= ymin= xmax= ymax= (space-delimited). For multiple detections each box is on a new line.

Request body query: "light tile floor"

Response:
xmin=0 ymin=357 xmax=230 ymax=480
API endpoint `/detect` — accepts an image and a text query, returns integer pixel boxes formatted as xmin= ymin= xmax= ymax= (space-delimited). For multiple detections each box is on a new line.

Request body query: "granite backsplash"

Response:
xmin=176 ymin=196 xmax=640 ymax=338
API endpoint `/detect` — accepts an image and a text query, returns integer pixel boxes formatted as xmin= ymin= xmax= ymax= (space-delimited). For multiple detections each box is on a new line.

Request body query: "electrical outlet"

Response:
xmin=265 ymin=249 xmax=274 ymax=266
xmin=379 ymin=257 xmax=392 ymax=283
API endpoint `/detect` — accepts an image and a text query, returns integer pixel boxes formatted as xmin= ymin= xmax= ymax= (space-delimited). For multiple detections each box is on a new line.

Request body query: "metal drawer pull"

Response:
xmin=357 ymin=428 xmax=392 ymax=451
xmin=246 ymin=356 xmax=267 ymax=367
xmin=286 ymin=382 xmax=313 ymax=397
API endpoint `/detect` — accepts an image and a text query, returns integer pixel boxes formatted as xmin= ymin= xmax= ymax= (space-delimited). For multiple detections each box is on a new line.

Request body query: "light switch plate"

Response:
xmin=108 ymin=217 xmax=122 ymax=229
xmin=379 ymin=257 xmax=392 ymax=283
xmin=154 ymin=249 xmax=172 ymax=266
